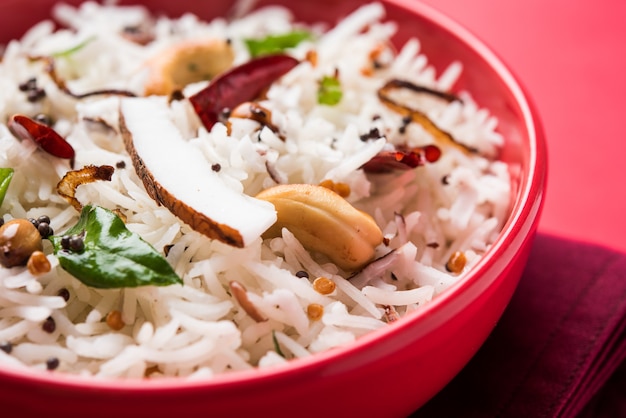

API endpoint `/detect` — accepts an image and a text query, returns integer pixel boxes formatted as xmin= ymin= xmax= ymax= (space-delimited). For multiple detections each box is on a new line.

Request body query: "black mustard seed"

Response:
xmin=46 ymin=357 xmax=60 ymax=370
xmin=0 ymin=341 xmax=12 ymax=354
xmin=42 ymin=316 xmax=56 ymax=333
xmin=57 ymin=288 xmax=70 ymax=302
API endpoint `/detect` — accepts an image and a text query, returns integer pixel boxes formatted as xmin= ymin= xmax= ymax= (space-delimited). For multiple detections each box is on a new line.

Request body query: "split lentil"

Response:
xmin=105 ymin=310 xmax=125 ymax=331
xmin=318 ymin=179 xmax=351 ymax=198
xmin=307 ymin=303 xmax=324 ymax=321
xmin=446 ymin=251 xmax=467 ymax=274
xmin=313 ymin=276 xmax=336 ymax=295
xmin=27 ymin=250 xmax=51 ymax=275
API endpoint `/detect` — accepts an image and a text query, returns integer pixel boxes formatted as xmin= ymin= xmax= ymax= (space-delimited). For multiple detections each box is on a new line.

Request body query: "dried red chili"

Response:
xmin=189 ymin=54 xmax=299 ymax=131
xmin=8 ymin=114 xmax=75 ymax=160
xmin=362 ymin=144 xmax=441 ymax=173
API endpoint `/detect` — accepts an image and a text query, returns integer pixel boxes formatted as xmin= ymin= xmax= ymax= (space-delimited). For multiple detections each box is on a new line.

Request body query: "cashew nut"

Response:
xmin=256 ymin=184 xmax=383 ymax=271
xmin=144 ymin=39 xmax=234 ymax=96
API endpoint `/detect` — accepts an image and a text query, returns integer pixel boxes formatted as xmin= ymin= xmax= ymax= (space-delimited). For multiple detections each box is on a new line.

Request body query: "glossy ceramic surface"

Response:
xmin=0 ymin=1 xmax=547 ymax=417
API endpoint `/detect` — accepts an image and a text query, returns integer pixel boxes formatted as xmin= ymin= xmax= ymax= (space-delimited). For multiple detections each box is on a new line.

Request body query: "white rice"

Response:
xmin=0 ymin=1 xmax=511 ymax=378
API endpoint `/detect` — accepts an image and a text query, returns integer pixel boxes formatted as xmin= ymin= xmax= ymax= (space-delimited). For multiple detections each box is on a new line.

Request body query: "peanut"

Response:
xmin=144 ymin=39 xmax=234 ymax=96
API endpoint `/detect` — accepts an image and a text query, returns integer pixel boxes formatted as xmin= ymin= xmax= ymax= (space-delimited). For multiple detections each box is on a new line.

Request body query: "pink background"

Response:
xmin=420 ymin=0 xmax=626 ymax=253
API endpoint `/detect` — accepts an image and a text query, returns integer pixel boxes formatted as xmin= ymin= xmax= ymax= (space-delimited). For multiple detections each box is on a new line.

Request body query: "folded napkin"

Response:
xmin=412 ymin=233 xmax=626 ymax=418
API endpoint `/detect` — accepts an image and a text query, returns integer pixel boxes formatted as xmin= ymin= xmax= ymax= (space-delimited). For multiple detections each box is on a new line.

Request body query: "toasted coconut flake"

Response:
xmin=378 ymin=79 xmax=476 ymax=154
xmin=82 ymin=116 xmax=116 ymax=134
xmin=57 ymin=165 xmax=115 ymax=211
xmin=119 ymin=97 xmax=277 ymax=247
xmin=35 ymin=56 xmax=137 ymax=99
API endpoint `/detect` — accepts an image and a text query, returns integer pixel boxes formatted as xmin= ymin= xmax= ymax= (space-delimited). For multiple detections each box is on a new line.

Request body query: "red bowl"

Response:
xmin=0 ymin=0 xmax=547 ymax=417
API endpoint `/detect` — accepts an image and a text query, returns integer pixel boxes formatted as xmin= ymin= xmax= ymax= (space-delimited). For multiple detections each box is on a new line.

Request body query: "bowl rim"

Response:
xmin=0 ymin=0 xmax=547 ymax=392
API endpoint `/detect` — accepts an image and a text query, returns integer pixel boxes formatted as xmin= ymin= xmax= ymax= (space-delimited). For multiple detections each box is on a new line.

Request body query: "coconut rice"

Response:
xmin=0 ymin=1 xmax=510 ymax=378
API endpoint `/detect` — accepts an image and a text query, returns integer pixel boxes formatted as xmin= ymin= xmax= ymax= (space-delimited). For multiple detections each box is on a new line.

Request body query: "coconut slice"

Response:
xmin=119 ymin=97 xmax=277 ymax=247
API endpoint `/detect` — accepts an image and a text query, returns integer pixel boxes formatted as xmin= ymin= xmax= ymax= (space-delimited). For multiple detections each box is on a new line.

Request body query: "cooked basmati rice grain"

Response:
xmin=0 ymin=1 xmax=511 ymax=378
xmin=273 ymin=331 xmax=311 ymax=359
xmin=362 ymin=284 xmax=435 ymax=306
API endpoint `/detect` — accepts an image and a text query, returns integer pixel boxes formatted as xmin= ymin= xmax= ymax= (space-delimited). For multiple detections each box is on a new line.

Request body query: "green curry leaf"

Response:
xmin=272 ymin=330 xmax=285 ymax=358
xmin=0 ymin=168 xmax=14 ymax=206
xmin=51 ymin=35 xmax=97 ymax=58
xmin=244 ymin=30 xmax=312 ymax=57
xmin=317 ymin=75 xmax=342 ymax=106
xmin=49 ymin=205 xmax=182 ymax=288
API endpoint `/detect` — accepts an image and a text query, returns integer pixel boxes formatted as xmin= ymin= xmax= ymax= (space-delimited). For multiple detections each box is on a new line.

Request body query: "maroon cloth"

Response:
xmin=412 ymin=233 xmax=626 ymax=418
